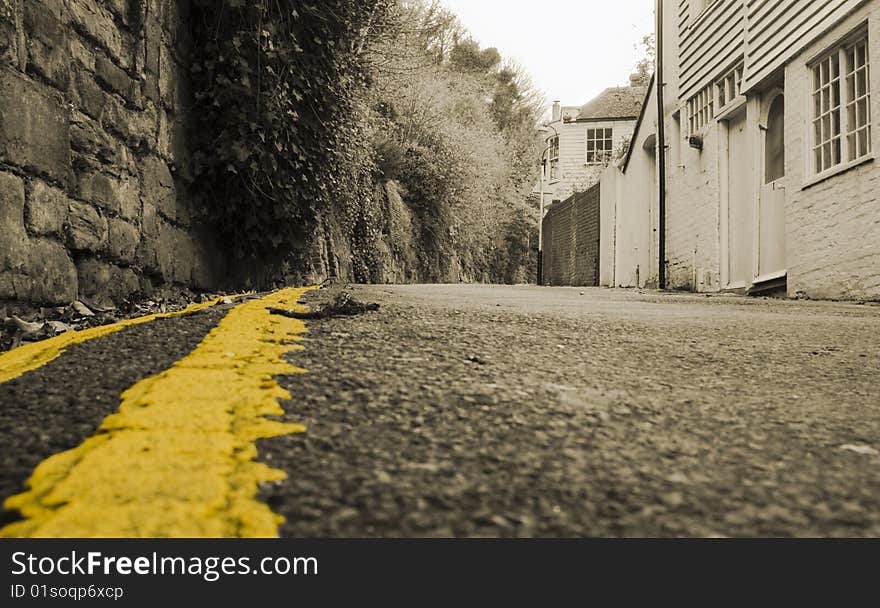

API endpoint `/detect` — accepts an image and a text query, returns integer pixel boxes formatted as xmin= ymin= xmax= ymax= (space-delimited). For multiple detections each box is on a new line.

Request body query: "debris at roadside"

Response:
xmin=270 ymin=288 xmax=379 ymax=320
xmin=0 ymin=289 xmax=238 ymax=355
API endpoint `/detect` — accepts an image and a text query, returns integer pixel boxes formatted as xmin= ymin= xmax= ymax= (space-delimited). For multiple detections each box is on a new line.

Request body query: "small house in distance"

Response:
xmin=539 ymin=83 xmax=647 ymax=207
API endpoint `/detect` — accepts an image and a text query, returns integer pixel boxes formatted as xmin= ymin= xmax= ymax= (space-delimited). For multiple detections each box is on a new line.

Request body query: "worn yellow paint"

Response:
xmin=1 ymin=287 xmax=316 ymax=538
xmin=0 ymin=297 xmax=240 ymax=385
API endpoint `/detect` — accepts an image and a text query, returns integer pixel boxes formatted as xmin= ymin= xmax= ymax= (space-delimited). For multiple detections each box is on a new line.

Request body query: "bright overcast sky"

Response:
xmin=440 ymin=0 xmax=655 ymax=113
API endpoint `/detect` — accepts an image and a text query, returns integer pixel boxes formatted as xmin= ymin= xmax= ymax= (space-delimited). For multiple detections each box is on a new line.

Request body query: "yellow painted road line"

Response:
xmin=0 ymin=297 xmax=240 ymax=384
xmin=1 ymin=287 xmax=316 ymax=538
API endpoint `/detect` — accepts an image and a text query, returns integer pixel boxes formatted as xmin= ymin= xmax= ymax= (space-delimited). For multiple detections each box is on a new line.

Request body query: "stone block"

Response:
xmin=35 ymin=0 xmax=65 ymax=20
xmin=0 ymin=0 xmax=26 ymax=71
xmin=102 ymin=95 xmax=157 ymax=151
xmin=0 ymin=67 xmax=70 ymax=186
xmin=95 ymin=54 xmax=137 ymax=103
xmin=155 ymin=221 xmax=193 ymax=284
xmin=0 ymin=170 xmax=28 ymax=271
xmin=68 ymin=0 xmax=130 ymax=69
xmin=143 ymin=0 xmax=161 ymax=96
xmin=142 ymin=198 xmax=159 ymax=237
xmin=117 ymin=175 xmax=140 ymax=220
xmin=158 ymin=43 xmax=175 ymax=110
xmin=76 ymin=170 xmax=118 ymax=214
xmin=23 ymin=237 xmax=77 ymax=304
xmin=65 ymin=199 xmax=107 ymax=251
xmin=71 ymin=68 xmax=106 ymax=119
xmin=103 ymin=0 xmax=130 ymax=26
xmin=68 ymin=35 xmax=95 ymax=71
xmin=76 ymin=170 xmax=140 ymax=220
xmin=26 ymin=179 xmax=69 ymax=236
xmin=141 ymin=155 xmax=176 ymax=220
xmin=136 ymin=236 xmax=159 ymax=275
xmin=157 ymin=108 xmax=192 ymax=180
xmin=23 ymin=0 xmax=69 ymax=89
xmin=76 ymin=257 xmax=139 ymax=307
xmin=106 ymin=217 xmax=139 ymax=264
xmin=70 ymin=112 xmax=122 ymax=165
xmin=155 ymin=223 xmax=174 ymax=281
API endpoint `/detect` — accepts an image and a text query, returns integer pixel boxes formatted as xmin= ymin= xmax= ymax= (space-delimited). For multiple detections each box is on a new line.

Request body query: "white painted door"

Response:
xmin=727 ymin=109 xmax=754 ymax=289
xmin=758 ymin=94 xmax=787 ymax=281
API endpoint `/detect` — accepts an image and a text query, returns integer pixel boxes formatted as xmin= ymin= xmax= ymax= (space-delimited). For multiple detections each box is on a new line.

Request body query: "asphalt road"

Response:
xmin=2 ymin=285 xmax=879 ymax=537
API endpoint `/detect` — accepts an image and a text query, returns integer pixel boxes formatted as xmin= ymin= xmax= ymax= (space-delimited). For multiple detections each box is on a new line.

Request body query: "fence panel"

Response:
xmin=541 ymin=184 xmax=601 ymax=286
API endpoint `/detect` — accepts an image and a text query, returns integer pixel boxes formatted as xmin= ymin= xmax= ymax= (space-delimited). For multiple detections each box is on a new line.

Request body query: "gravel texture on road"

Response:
xmin=0 ymin=306 xmax=232 ymax=526
xmin=263 ymin=285 xmax=880 ymax=537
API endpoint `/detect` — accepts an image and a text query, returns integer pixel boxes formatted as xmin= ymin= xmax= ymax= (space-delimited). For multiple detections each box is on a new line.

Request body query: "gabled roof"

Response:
xmin=577 ymin=86 xmax=648 ymax=121
xmin=621 ymin=75 xmax=655 ymax=173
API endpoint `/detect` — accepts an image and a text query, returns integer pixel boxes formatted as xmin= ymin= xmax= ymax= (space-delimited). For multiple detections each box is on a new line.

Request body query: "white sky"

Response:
xmin=440 ymin=0 xmax=655 ymax=114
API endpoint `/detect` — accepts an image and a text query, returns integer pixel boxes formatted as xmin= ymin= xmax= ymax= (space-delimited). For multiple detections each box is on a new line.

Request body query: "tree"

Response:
xmin=632 ymin=33 xmax=656 ymax=87
xmin=365 ymin=0 xmax=544 ymax=283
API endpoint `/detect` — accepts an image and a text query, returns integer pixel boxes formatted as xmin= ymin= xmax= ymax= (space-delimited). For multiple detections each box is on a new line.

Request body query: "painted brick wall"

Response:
xmin=542 ymin=185 xmax=601 ymax=287
xmin=784 ymin=5 xmax=880 ymax=301
xmin=664 ymin=123 xmax=721 ymax=292
xmin=0 ymin=0 xmax=223 ymax=308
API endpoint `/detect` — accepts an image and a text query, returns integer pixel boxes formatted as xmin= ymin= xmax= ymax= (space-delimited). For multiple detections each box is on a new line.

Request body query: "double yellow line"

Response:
xmin=0 ymin=297 xmax=237 ymax=385
xmin=0 ymin=287 xmax=317 ymax=538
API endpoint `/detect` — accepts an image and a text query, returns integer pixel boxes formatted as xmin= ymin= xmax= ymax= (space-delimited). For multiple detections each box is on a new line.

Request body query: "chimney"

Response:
xmin=552 ymin=101 xmax=561 ymax=123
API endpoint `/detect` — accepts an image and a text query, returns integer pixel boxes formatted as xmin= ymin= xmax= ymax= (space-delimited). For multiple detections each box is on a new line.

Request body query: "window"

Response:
xmin=765 ymin=95 xmax=785 ymax=183
xmin=716 ymin=64 xmax=743 ymax=112
xmin=845 ymin=38 xmax=871 ymax=161
xmin=586 ymin=128 xmax=613 ymax=164
xmin=547 ymin=136 xmax=559 ymax=181
xmin=687 ymin=84 xmax=714 ymax=135
xmin=811 ymin=32 xmax=871 ymax=174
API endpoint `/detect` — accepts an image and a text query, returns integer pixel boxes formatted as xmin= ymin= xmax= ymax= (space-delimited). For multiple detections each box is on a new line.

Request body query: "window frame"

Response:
xmin=716 ymin=63 xmax=744 ymax=116
xmin=585 ymin=127 xmax=614 ymax=165
xmin=547 ymin=136 xmax=560 ymax=182
xmin=808 ymin=28 xmax=872 ymax=180
xmin=687 ymin=84 xmax=714 ymax=136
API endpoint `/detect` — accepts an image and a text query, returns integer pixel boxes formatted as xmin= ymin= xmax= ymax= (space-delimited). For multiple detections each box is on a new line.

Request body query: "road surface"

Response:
xmin=1 ymin=285 xmax=878 ymax=537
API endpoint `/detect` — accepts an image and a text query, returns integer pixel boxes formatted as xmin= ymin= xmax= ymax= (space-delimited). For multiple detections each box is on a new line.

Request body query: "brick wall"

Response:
xmin=784 ymin=6 xmax=880 ymax=301
xmin=542 ymin=184 xmax=601 ymax=286
xmin=664 ymin=123 xmax=721 ymax=292
xmin=0 ymin=0 xmax=223 ymax=308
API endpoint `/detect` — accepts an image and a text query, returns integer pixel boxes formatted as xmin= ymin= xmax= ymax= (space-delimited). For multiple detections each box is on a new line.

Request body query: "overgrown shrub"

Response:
xmin=189 ymin=0 xmax=389 ymax=271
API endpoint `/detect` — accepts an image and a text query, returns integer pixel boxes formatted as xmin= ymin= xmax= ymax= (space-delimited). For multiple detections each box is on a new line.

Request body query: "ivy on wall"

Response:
xmin=189 ymin=0 xmax=388 ymax=268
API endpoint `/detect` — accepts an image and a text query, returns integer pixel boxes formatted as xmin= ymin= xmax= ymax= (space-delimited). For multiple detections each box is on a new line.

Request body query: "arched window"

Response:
xmin=765 ymin=95 xmax=785 ymax=183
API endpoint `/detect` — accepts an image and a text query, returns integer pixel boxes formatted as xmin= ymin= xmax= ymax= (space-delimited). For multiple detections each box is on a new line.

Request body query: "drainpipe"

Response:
xmin=538 ymin=160 xmax=545 ymax=286
xmin=656 ymin=0 xmax=667 ymax=290
xmin=537 ymin=124 xmax=559 ymax=287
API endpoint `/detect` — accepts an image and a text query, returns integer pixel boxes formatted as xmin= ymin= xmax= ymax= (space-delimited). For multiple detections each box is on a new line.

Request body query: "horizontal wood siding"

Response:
xmin=743 ymin=0 xmax=869 ymax=90
xmin=679 ymin=0 xmax=746 ymax=102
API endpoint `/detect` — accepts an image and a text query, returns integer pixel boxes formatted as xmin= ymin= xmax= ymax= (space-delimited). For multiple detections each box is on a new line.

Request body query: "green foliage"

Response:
xmin=188 ymin=0 xmax=541 ymax=285
xmin=189 ymin=0 xmax=389 ymax=265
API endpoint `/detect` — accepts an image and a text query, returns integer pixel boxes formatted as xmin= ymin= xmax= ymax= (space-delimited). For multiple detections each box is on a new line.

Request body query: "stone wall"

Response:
xmin=0 ymin=0 xmax=223 ymax=308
